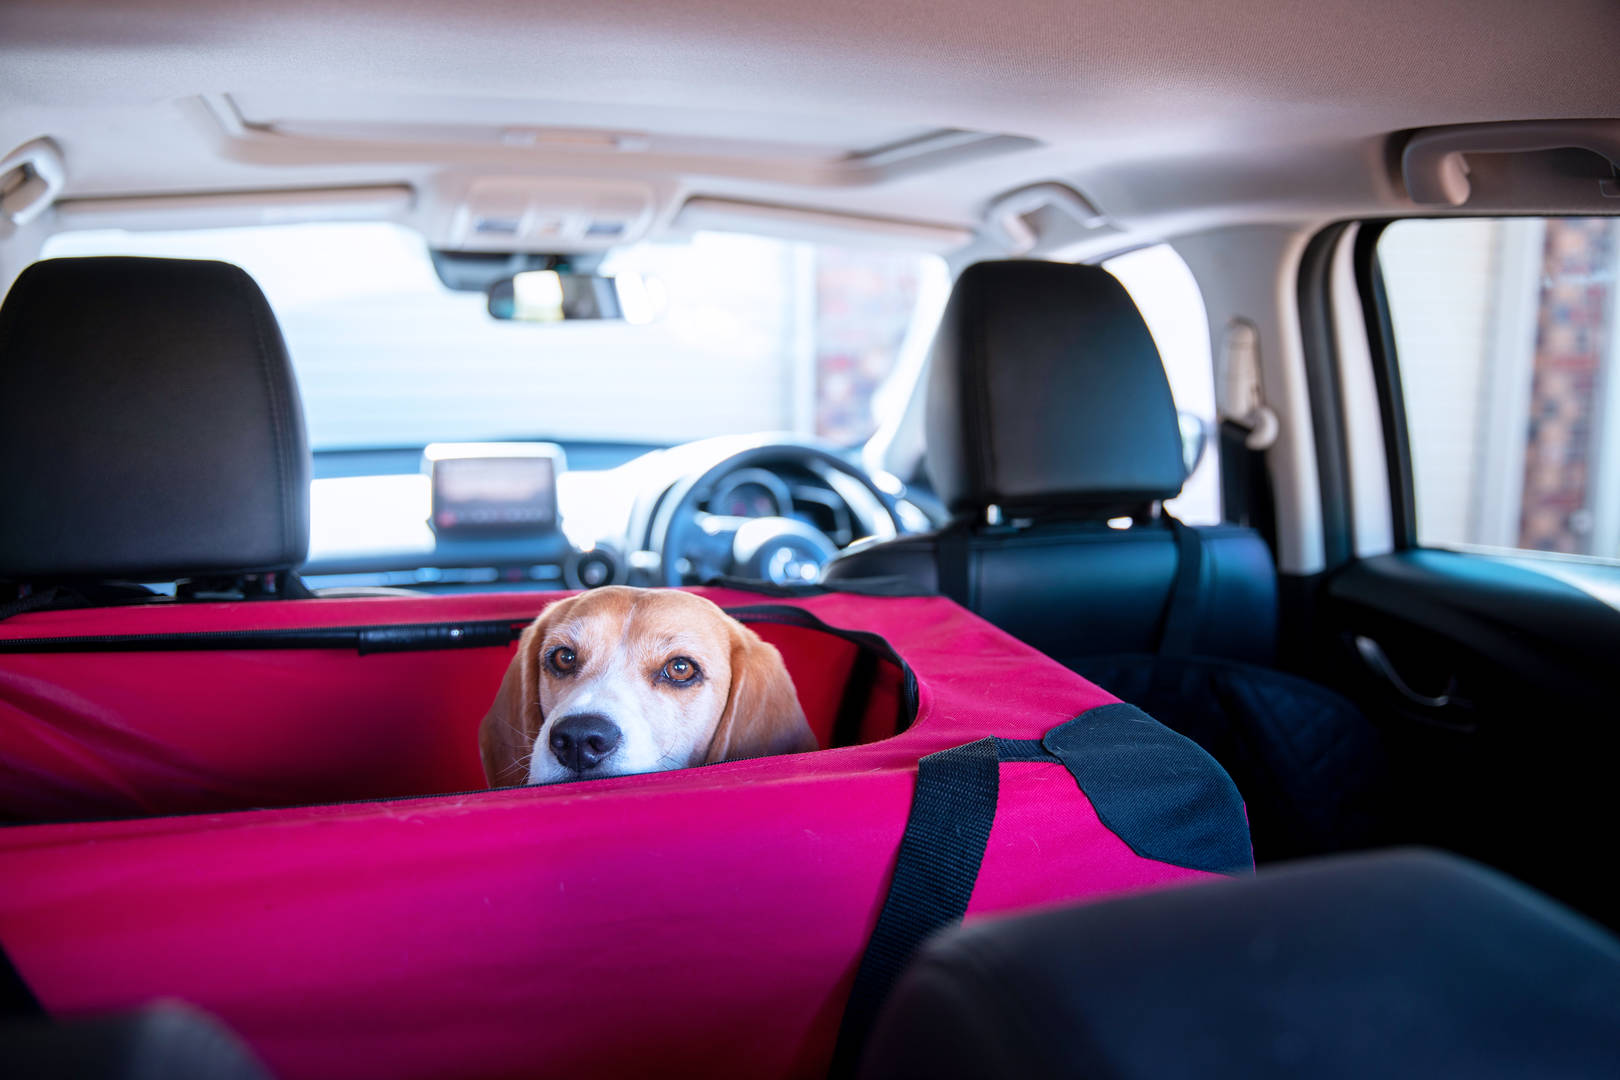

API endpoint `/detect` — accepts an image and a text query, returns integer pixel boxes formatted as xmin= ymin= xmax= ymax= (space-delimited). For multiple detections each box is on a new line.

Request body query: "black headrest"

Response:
xmin=0 ymin=257 xmax=310 ymax=584
xmin=858 ymin=849 xmax=1620 ymax=1080
xmin=925 ymin=260 xmax=1186 ymax=517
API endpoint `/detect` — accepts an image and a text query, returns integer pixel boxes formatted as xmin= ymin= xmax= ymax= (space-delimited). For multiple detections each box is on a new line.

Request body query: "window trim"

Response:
xmin=1351 ymin=219 xmax=1419 ymax=551
xmin=1296 ymin=222 xmax=1358 ymax=569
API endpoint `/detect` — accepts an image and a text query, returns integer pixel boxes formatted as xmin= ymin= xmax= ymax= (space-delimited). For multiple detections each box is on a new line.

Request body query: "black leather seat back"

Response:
xmin=857 ymin=850 xmax=1620 ymax=1080
xmin=0 ymin=257 xmax=310 ymax=590
xmin=835 ymin=520 xmax=1278 ymax=666
xmin=826 ymin=259 xmax=1278 ymax=667
xmin=923 ymin=259 xmax=1187 ymax=517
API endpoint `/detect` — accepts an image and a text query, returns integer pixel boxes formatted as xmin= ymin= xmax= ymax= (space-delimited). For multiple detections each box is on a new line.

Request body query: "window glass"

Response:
xmin=1379 ymin=218 xmax=1620 ymax=560
xmin=41 ymin=223 xmax=946 ymax=452
xmin=1103 ymin=245 xmax=1221 ymax=525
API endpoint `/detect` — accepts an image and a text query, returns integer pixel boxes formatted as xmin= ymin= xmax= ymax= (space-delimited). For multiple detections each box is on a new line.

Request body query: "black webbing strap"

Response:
xmin=1218 ymin=419 xmax=1254 ymax=527
xmin=935 ymin=524 xmax=975 ymax=610
xmin=829 ymin=737 xmax=999 ymax=1076
xmin=1 ymin=943 xmax=43 ymax=1017
xmin=1157 ymin=515 xmax=1204 ymax=660
xmin=831 ymin=705 xmax=1255 ymax=1073
xmin=1219 ymin=419 xmax=1278 ymax=553
xmin=1151 ymin=515 xmax=1205 ymax=707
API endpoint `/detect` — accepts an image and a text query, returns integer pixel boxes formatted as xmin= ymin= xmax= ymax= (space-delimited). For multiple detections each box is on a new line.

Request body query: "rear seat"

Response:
xmin=826 ymin=260 xmax=1389 ymax=861
xmin=858 ymin=849 xmax=1620 ymax=1079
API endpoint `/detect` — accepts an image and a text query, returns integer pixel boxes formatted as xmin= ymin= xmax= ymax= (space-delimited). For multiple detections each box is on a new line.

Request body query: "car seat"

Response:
xmin=0 ymin=256 xmax=313 ymax=611
xmin=857 ymin=848 xmax=1620 ymax=1079
xmin=826 ymin=259 xmax=1388 ymax=861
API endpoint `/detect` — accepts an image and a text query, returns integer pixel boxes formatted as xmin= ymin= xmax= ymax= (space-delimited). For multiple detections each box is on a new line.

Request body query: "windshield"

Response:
xmin=43 ymin=222 xmax=948 ymax=452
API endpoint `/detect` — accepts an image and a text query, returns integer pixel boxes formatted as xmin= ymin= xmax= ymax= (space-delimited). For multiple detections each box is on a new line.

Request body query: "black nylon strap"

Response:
xmin=832 ymin=705 xmax=1255 ymax=1073
xmin=1157 ymin=515 xmax=1204 ymax=659
xmin=830 ymin=737 xmax=1000 ymax=1077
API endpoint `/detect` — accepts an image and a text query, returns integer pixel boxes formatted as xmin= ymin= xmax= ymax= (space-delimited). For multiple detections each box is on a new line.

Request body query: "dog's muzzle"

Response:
xmin=549 ymin=713 xmax=623 ymax=773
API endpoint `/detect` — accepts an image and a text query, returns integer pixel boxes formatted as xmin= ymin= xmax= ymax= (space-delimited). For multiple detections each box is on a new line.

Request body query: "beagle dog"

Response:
xmin=480 ymin=586 xmax=817 ymax=785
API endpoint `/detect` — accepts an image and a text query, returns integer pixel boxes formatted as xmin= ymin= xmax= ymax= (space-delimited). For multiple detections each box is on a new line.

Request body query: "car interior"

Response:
xmin=4 ymin=1 xmax=1620 ymax=1077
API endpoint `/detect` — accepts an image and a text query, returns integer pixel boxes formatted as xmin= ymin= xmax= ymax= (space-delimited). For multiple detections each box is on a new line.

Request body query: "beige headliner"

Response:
xmin=3 ymin=0 xmax=1619 ymax=249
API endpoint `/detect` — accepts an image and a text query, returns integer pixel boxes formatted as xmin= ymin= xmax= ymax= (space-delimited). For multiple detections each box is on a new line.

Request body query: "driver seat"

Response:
xmin=825 ymin=259 xmax=1388 ymax=862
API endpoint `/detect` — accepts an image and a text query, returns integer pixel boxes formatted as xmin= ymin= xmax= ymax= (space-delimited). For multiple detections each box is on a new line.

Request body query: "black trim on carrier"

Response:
xmin=831 ymin=703 xmax=1251 ymax=1077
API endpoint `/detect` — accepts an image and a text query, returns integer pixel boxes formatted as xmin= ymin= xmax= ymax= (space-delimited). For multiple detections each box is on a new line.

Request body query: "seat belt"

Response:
xmin=1158 ymin=514 xmax=1204 ymax=659
xmin=936 ymin=523 xmax=975 ymax=610
xmin=1149 ymin=514 xmax=1205 ymax=708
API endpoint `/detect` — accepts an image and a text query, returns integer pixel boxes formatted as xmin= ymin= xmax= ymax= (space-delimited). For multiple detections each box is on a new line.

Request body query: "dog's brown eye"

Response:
xmin=549 ymin=646 xmax=578 ymax=674
xmin=661 ymin=656 xmax=699 ymax=683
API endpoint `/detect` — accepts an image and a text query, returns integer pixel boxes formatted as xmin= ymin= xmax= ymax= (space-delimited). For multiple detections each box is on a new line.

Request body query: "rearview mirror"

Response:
xmin=486 ymin=269 xmax=662 ymax=324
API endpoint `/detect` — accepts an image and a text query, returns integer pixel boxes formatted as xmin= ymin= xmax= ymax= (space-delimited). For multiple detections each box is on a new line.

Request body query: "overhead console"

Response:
xmin=444 ymin=177 xmax=657 ymax=252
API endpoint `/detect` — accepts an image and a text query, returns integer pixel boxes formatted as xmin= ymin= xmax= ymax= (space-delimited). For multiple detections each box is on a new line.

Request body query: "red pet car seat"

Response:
xmin=0 ymin=588 xmax=1251 ymax=1080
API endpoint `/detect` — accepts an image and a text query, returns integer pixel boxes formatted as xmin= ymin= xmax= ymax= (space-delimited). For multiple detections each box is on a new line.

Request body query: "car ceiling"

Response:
xmin=3 ymin=0 xmax=1619 ymax=252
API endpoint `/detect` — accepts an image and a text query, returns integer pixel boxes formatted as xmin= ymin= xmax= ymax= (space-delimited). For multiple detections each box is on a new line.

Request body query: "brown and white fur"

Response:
xmin=479 ymin=586 xmax=816 ymax=786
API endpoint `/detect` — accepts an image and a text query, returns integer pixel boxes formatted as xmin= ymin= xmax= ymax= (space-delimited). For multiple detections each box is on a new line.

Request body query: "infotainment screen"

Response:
xmin=423 ymin=443 xmax=565 ymax=533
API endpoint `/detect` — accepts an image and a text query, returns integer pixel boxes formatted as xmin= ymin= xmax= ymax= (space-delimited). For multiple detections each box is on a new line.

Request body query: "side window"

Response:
xmin=1379 ymin=219 xmax=1620 ymax=561
xmin=1103 ymin=245 xmax=1222 ymax=525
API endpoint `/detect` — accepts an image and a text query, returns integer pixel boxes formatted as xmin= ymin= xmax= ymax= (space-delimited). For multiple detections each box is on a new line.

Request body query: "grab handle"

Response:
xmin=1401 ymin=119 xmax=1620 ymax=206
xmin=0 ymin=138 xmax=65 ymax=227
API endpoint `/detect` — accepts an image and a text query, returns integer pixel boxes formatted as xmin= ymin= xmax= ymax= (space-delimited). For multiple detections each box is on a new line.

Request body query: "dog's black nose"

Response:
xmin=549 ymin=714 xmax=622 ymax=773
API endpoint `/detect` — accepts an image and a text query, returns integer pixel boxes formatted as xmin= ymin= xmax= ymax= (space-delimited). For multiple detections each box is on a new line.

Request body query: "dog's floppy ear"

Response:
xmin=703 ymin=622 xmax=818 ymax=764
xmin=478 ymin=617 xmax=547 ymax=787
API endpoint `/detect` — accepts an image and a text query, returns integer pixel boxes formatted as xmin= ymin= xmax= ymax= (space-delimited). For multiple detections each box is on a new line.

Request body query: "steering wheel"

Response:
xmin=648 ymin=442 xmax=908 ymax=587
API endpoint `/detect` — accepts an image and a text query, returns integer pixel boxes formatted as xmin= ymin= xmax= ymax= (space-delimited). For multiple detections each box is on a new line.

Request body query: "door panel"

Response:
xmin=1324 ymin=548 xmax=1620 ymax=925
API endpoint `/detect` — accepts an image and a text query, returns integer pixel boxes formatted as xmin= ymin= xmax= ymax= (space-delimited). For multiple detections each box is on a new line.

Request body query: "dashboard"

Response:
xmin=301 ymin=435 xmax=937 ymax=594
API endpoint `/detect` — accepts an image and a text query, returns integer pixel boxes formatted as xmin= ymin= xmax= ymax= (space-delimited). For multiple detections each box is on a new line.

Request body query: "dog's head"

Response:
xmin=479 ymin=586 xmax=816 ymax=786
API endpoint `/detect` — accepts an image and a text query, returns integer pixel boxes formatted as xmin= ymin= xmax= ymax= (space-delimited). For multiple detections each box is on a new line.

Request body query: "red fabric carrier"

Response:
xmin=0 ymin=588 xmax=1248 ymax=1079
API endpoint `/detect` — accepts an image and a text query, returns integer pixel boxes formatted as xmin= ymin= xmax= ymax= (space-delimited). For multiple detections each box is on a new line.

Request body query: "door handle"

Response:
xmin=1352 ymin=635 xmax=1462 ymax=709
